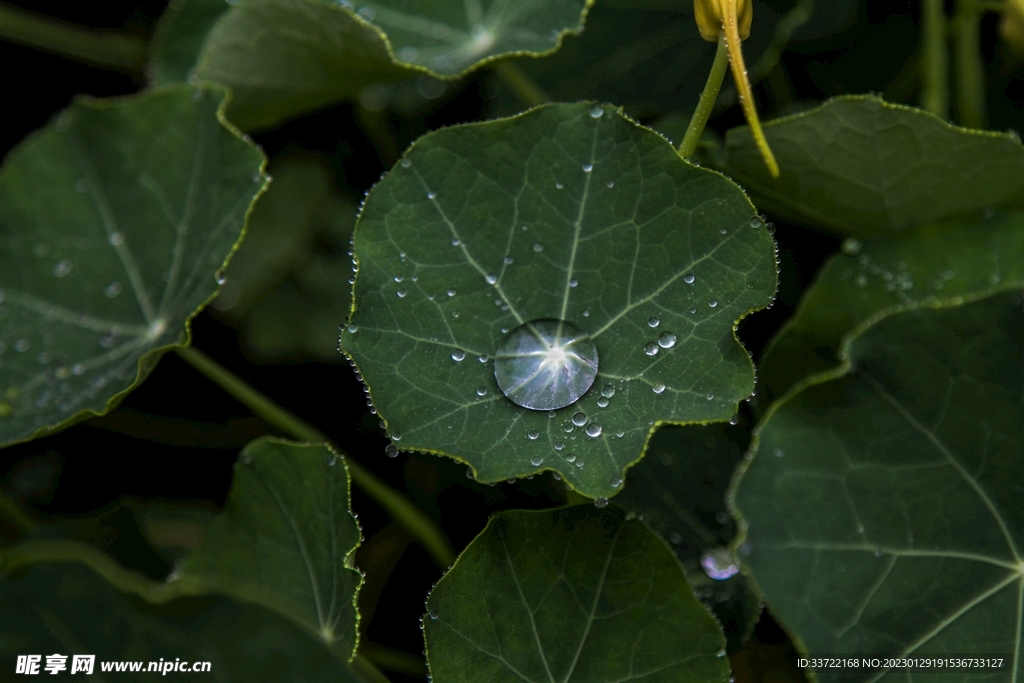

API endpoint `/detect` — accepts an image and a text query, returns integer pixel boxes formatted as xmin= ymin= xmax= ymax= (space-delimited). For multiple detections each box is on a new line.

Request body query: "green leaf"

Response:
xmin=189 ymin=0 xmax=590 ymax=130
xmin=733 ymin=290 xmax=1024 ymax=675
xmin=175 ymin=439 xmax=363 ymax=659
xmin=0 ymin=562 xmax=362 ymax=682
xmin=758 ymin=213 xmax=1024 ymax=405
xmin=0 ymin=85 xmax=265 ymax=448
xmin=487 ymin=1 xmax=779 ymax=121
xmin=618 ymin=421 xmax=762 ymax=651
xmin=423 ymin=505 xmax=731 ymax=683
xmin=339 ymin=102 xmax=777 ymax=499
xmin=355 ymin=0 xmax=592 ymax=75
xmin=149 ymin=0 xmax=230 ymax=85
xmin=722 ymin=96 xmax=1024 ymax=238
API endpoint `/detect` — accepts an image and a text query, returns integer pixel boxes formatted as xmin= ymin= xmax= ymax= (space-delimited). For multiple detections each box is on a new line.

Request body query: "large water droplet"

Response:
xmin=658 ymin=332 xmax=676 ymax=348
xmin=652 ymin=383 xmax=666 ymax=394
xmin=494 ymin=319 xmax=598 ymax=411
xmin=701 ymin=548 xmax=739 ymax=580
xmin=601 ymin=385 xmax=615 ymax=398
xmin=571 ymin=411 xmax=587 ymax=427
xmin=451 ymin=349 xmax=466 ymax=361
xmin=585 ymin=423 xmax=602 ymax=437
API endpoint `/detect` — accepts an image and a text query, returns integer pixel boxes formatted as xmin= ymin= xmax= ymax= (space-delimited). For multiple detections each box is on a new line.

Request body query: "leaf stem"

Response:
xmin=953 ymin=0 xmax=987 ymax=128
xmin=173 ymin=346 xmax=455 ymax=569
xmin=679 ymin=35 xmax=730 ymax=160
xmin=921 ymin=0 xmax=949 ymax=118
xmin=0 ymin=3 xmax=147 ymax=73
xmin=493 ymin=60 xmax=549 ymax=107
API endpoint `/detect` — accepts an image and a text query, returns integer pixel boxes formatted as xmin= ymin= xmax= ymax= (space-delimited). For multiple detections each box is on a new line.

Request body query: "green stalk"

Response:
xmin=493 ymin=60 xmax=550 ymax=107
xmin=0 ymin=3 xmax=146 ymax=73
xmin=0 ymin=493 xmax=36 ymax=535
xmin=679 ymin=35 xmax=729 ymax=160
xmin=921 ymin=0 xmax=949 ymax=118
xmin=954 ymin=0 xmax=987 ymax=128
xmin=174 ymin=346 xmax=455 ymax=569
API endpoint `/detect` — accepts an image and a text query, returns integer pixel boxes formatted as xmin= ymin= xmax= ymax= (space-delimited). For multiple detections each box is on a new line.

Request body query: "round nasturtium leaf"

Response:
xmin=423 ymin=505 xmax=731 ymax=683
xmin=0 ymin=85 xmax=266 ymax=447
xmin=340 ymin=102 xmax=776 ymax=499
xmin=733 ymin=291 xmax=1024 ymax=678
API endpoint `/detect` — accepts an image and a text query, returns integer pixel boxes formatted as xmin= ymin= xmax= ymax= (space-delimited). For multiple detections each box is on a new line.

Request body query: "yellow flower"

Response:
xmin=1002 ymin=0 xmax=1024 ymax=56
xmin=694 ymin=0 xmax=779 ymax=178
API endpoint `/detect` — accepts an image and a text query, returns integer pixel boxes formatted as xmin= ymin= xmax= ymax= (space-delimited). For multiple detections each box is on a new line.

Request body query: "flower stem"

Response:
xmin=921 ymin=0 xmax=949 ymax=118
xmin=493 ymin=60 xmax=549 ymax=107
xmin=174 ymin=346 xmax=455 ymax=569
xmin=0 ymin=3 xmax=146 ymax=73
xmin=722 ymin=14 xmax=780 ymax=178
xmin=679 ymin=35 xmax=730 ymax=159
xmin=954 ymin=0 xmax=987 ymax=128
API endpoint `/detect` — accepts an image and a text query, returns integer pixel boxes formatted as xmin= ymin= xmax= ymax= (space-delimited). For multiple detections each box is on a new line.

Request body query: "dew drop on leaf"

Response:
xmin=684 ymin=273 xmax=695 ymax=284
xmin=400 ymin=158 xmax=411 ymax=168
xmin=385 ymin=444 xmax=399 ymax=458
xmin=565 ymin=453 xmax=576 ymax=463
xmin=749 ymin=217 xmax=763 ymax=229
xmin=644 ymin=342 xmax=659 ymax=356
xmin=700 ymin=548 xmax=740 ymax=580
xmin=493 ymin=319 xmax=598 ymax=411
xmin=427 ymin=191 xmax=436 ymax=199
xmin=610 ymin=475 xmax=622 ymax=488
xmin=708 ymin=300 xmax=718 ymax=308
xmin=428 ymin=609 xmax=439 ymax=620
xmin=527 ymin=430 xmax=539 ymax=440
xmin=476 ymin=386 xmax=487 ymax=396
xmin=658 ymin=332 xmax=677 ymax=348
xmin=532 ymin=242 xmax=544 ymax=252
xmin=571 ymin=411 xmax=587 ymax=427
xmin=451 ymin=349 xmax=466 ymax=362
xmin=485 ymin=273 xmax=497 ymax=285
xmin=597 ymin=397 xmax=609 ymax=407
xmin=585 ymin=423 xmax=602 ymax=437
xmin=648 ymin=316 xmax=660 ymax=328
xmin=594 ymin=497 xmax=608 ymax=508
xmin=582 ymin=163 xmax=593 ymax=173
xmin=589 ymin=104 xmax=604 ymax=118
xmin=530 ymin=455 xmax=543 ymax=466
xmin=652 ymin=383 xmax=666 ymax=394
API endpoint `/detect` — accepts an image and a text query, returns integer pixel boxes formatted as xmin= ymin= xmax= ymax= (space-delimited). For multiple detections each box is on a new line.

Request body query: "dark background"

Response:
xmin=1 ymin=1 xmax=1021 ymax=681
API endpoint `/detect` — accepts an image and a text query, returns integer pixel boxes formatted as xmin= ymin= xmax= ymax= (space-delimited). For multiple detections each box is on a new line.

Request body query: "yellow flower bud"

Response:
xmin=693 ymin=0 xmax=778 ymax=178
xmin=1002 ymin=0 xmax=1024 ymax=56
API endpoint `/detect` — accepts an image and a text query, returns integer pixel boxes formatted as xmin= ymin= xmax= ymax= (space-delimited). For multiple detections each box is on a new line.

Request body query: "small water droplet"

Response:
xmin=400 ymin=158 xmax=412 ymax=168
xmin=14 ymin=339 xmax=30 ymax=352
xmin=609 ymin=475 xmax=622 ymax=488
xmin=108 ymin=232 xmax=124 ymax=246
xmin=582 ymin=163 xmax=593 ymax=173
xmin=855 ymin=273 xmax=869 ymax=287
xmin=572 ymin=411 xmax=587 ymax=427
xmin=644 ymin=342 xmax=659 ymax=356
xmin=53 ymin=259 xmax=73 ymax=278
xmin=72 ymin=364 xmax=85 ymax=375
xmin=396 ymin=289 xmax=407 ymax=298
xmin=652 ymin=383 xmax=666 ymax=394
xmin=585 ymin=423 xmax=602 ymax=437
xmin=842 ymin=238 xmax=863 ymax=256
xmin=476 ymin=386 xmax=487 ymax=396
xmin=648 ymin=316 xmax=660 ymax=328
xmin=562 ymin=422 xmax=574 ymax=433
xmin=582 ymin=310 xmax=589 ymax=317
xmin=394 ymin=274 xmax=404 ymax=283
xmin=385 ymin=444 xmax=399 ymax=458
xmin=568 ymin=278 xmax=578 ymax=288
xmin=104 ymin=282 xmax=122 ymax=298
xmin=706 ymin=392 xmax=714 ymax=400
xmin=774 ymin=448 xmax=784 ymax=457
xmin=701 ymin=548 xmax=740 ymax=580
xmin=657 ymin=332 xmax=677 ymax=348
xmin=589 ymin=104 xmax=604 ymax=118
xmin=720 ymin=228 xmax=728 ymax=235
xmin=428 ymin=609 xmax=439 ymax=619
xmin=532 ymin=242 xmax=544 ymax=252
xmin=347 ymin=324 xmax=358 ymax=334
xmin=427 ymin=191 xmax=437 ymax=199
xmin=597 ymin=397 xmax=609 ymax=407
xmin=684 ymin=274 xmax=695 ymax=284
xmin=555 ymin=182 xmax=564 ymax=190
xmin=729 ymin=415 xmax=740 ymax=425
xmin=478 ymin=354 xmax=488 ymax=363
xmin=594 ymin=497 xmax=608 ymax=508
xmin=606 ymin=180 xmax=614 ymax=188
xmin=503 ymin=255 xmax=514 ymax=265
xmin=749 ymin=217 xmax=763 ymax=229
xmin=874 ymin=548 xmax=884 ymax=557
xmin=527 ymin=430 xmax=539 ymax=440
xmin=530 ymin=455 xmax=543 ymax=466
xmin=565 ymin=452 xmax=576 ymax=462
xmin=708 ymin=300 xmax=718 ymax=308
xmin=447 ymin=289 xmax=456 ymax=297
xmin=451 ymin=349 xmax=466 ymax=361
xmin=451 ymin=238 xmax=461 ymax=246
xmin=553 ymin=440 xmax=564 ymax=450
xmin=485 ymin=273 xmax=497 ymax=285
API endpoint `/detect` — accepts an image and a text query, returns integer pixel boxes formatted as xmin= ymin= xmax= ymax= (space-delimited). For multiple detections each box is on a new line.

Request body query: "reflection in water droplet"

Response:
xmin=527 ymin=430 xmax=539 ymax=440
xmin=708 ymin=300 xmax=718 ymax=308
xmin=476 ymin=386 xmax=487 ymax=396
xmin=610 ymin=475 xmax=622 ymax=488
xmin=572 ymin=411 xmax=587 ymax=427
xmin=658 ymin=332 xmax=677 ymax=348
xmin=554 ymin=441 xmax=564 ymax=450
xmin=585 ymin=423 xmax=602 ymax=437
xmin=648 ymin=316 xmax=660 ymax=328
xmin=597 ymin=397 xmax=609 ymax=407
xmin=391 ymin=431 xmax=402 ymax=441
xmin=385 ymin=444 xmax=398 ymax=458
xmin=451 ymin=349 xmax=466 ymax=361
xmin=701 ymin=548 xmax=740 ymax=580
xmin=494 ymin=320 xmax=598 ymax=411
xmin=532 ymin=242 xmax=544 ymax=252
xmin=396 ymin=289 xmax=407 ymax=298
xmin=447 ymin=289 xmax=456 ymax=297
xmin=684 ymin=274 xmax=695 ymax=284
xmin=652 ymin=383 xmax=666 ymax=394
xmin=346 ymin=324 xmax=358 ymax=333
xmin=583 ymin=164 xmax=593 ymax=173
xmin=394 ymin=274 xmax=404 ymax=283
xmin=594 ymin=497 xmax=608 ymax=508
xmin=565 ymin=453 xmax=576 ymax=463
xmin=217 ymin=275 xmax=228 ymax=285
xmin=53 ymin=260 xmax=73 ymax=278
xmin=644 ymin=342 xmax=659 ymax=356
xmin=478 ymin=354 xmax=488 ymax=363
xmin=749 ymin=217 xmax=762 ymax=229
xmin=427 ymin=191 xmax=437 ymax=199
xmin=485 ymin=273 xmax=497 ymax=285
xmin=569 ymin=278 xmax=578 ymax=288
xmin=530 ymin=455 xmax=543 ymax=466
xmin=842 ymin=238 xmax=862 ymax=256
xmin=429 ymin=609 xmax=439 ymax=619
xmin=601 ymin=385 xmax=615 ymax=398
xmin=590 ymin=104 xmax=604 ymax=118
xmin=706 ymin=392 xmax=714 ymax=400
